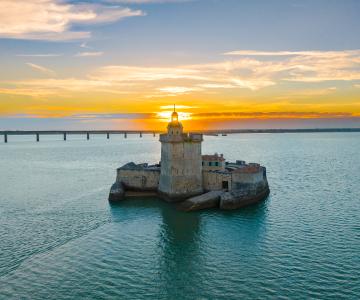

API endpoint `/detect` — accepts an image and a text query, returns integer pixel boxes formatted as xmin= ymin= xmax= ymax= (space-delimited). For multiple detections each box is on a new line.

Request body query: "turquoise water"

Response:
xmin=0 ymin=133 xmax=359 ymax=299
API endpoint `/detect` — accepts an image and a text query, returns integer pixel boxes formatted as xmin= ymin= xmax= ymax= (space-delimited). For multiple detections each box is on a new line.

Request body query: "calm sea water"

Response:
xmin=0 ymin=133 xmax=359 ymax=299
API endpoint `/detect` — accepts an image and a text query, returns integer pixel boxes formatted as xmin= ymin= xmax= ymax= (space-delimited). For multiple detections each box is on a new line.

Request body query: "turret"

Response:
xmin=167 ymin=110 xmax=183 ymax=136
xmin=158 ymin=105 xmax=203 ymax=201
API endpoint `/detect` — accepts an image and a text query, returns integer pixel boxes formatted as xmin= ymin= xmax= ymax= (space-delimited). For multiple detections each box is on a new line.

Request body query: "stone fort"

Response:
xmin=109 ymin=108 xmax=269 ymax=211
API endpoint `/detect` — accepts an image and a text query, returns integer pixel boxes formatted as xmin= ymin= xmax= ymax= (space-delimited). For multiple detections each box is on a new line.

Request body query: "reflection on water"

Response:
xmin=1 ymin=133 xmax=360 ymax=299
xmin=109 ymin=195 xmax=269 ymax=299
xmin=157 ymin=204 xmax=201 ymax=298
xmin=109 ymin=198 xmax=203 ymax=298
xmin=219 ymin=201 xmax=268 ymax=246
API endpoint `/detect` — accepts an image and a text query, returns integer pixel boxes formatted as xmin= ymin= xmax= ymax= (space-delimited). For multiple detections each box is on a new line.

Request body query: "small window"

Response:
xmin=215 ymin=162 xmax=219 ymax=166
xmin=202 ymin=161 xmax=204 ymax=166
xmin=208 ymin=162 xmax=211 ymax=166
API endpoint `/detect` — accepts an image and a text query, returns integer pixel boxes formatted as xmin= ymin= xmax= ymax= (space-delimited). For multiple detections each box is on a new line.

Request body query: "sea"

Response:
xmin=0 ymin=133 xmax=359 ymax=299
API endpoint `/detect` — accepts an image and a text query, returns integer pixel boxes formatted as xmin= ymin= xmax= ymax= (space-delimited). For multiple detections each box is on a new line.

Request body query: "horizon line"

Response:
xmin=1 ymin=128 xmax=360 ymax=134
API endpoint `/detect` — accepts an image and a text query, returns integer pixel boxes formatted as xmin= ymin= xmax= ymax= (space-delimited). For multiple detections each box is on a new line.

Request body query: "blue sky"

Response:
xmin=0 ymin=0 xmax=359 ymax=130
xmin=2 ymin=0 xmax=359 ymax=62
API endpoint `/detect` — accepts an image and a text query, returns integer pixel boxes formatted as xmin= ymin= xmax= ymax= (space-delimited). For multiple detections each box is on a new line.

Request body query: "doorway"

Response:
xmin=222 ymin=181 xmax=229 ymax=191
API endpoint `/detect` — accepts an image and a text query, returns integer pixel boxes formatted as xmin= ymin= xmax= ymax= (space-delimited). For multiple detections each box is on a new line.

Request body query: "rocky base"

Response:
xmin=178 ymin=191 xmax=223 ymax=212
xmin=109 ymin=180 xmax=270 ymax=211
xmin=108 ymin=182 xmax=125 ymax=202
xmin=219 ymin=186 xmax=270 ymax=210
xmin=158 ymin=190 xmax=204 ymax=203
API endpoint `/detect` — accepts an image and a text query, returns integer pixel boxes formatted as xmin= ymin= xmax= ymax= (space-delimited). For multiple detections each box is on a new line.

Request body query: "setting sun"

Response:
xmin=156 ymin=110 xmax=192 ymax=123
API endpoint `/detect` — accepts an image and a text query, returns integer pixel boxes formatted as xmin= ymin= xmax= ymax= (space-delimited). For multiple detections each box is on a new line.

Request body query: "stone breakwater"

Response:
xmin=109 ymin=160 xmax=269 ymax=212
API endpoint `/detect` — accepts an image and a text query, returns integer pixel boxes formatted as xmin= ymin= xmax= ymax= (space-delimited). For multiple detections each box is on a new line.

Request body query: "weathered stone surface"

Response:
xmin=108 ymin=182 xmax=125 ymax=202
xmin=158 ymin=121 xmax=203 ymax=200
xmin=116 ymin=162 xmax=160 ymax=191
xmin=107 ymin=116 xmax=271 ymax=211
xmin=178 ymin=191 xmax=223 ymax=211
xmin=203 ymin=170 xmax=232 ymax=191
xmin=219 ymin=185 xmax=270 ymax=210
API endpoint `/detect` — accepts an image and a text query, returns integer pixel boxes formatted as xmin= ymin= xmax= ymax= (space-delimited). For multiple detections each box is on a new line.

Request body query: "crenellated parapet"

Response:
xmin=159 ymin=132 xmax=203 ymax=143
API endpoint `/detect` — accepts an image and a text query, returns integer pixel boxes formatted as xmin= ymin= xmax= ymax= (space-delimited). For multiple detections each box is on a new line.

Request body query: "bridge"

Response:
xmin=1 ymin=128 xmax=359 ymax=143
xmin=0 ymin=130 xmax=162 ymax=143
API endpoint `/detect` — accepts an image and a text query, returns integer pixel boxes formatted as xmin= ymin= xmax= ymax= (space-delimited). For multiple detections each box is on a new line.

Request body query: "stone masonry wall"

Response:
xmin=203 ymin=171 xmax=232 ymax=191
xmin=159 ymin=141 xmax=203 ymax=199
xmin=231 ymin=167 xmax=267 ymax=192
xmin=117 ymin=169 xmax=160 ymax=191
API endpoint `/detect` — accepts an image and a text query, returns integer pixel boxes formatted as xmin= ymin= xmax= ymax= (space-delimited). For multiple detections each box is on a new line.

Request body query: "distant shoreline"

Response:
xmin=1 ymin=128 xmax=360 ymax=136
xmin=201 ymin=128 xmax=360 ymax=134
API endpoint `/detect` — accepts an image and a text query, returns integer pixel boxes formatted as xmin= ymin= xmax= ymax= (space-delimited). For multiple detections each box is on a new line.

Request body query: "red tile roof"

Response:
xmin=202 ymin=154 xmax=225 ymax=161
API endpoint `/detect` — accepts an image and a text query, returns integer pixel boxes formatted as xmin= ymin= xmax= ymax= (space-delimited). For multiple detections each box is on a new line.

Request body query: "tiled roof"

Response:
xmin=233 ymin=165 xmax=261 ymax=174
xmin=202 ymin=154 xmax=225 ymax=161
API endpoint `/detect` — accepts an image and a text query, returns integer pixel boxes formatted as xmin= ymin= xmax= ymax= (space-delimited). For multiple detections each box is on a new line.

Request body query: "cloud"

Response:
xmin=105 ymin=0 xmax=190 ymax=3
xmin=26 ymin=63 xmax=56 ymax=76
xmin=16 ymin=54 xmax=63 ymax=57
xmin=2 ymin=49 xmax=359 ymax=99
xmin=190 ymin=111 xmax=359 ymax=120
xmin=90 ymin=65 xmax=206 ymax=81
xmin=223 ymin=49 xmax=360 ymax=83
xmin=80 ymin=42 xmax=92 ymax=49
xmin=0 ymin=0 xmax=144 ymax=41
xmin=224 ymin=50 xmax=360 ymax=58
xmin=76 ymin=52 xmax=104 ymax=57
xmin=0 ymin=88 xmax=53 ymax=97
xmin=160 ymin=105 xmax=195 ymax=110
xmin=158 ymin=86 xmax=202 ymax=95
xmin=230 ymin=79 xmax=275 ymax=90
xmin=4 ymin=111 xmax=357 ymax=121
xmin=276 ymin=87 xmax=337 ymax=100
xmin=100 ymin=49 xmax=359 ymax=90
xmin=89 ymin=64 xmax=272 ymax=90
xmin=0 ymin=78 xmax=115 ymax=97
xmin=198 ymin=83 xmax=236 ymax=89
xmin=69 ymin=113 xmax=154 ymax=120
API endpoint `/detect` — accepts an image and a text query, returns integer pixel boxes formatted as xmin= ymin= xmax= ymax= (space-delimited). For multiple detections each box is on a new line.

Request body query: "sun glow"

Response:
xmin=156 ymin=110 xmax=192 ymax=123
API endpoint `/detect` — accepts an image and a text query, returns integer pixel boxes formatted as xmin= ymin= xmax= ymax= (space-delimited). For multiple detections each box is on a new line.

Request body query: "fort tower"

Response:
xmin=158 ymin=106 xmax=203 ymax=201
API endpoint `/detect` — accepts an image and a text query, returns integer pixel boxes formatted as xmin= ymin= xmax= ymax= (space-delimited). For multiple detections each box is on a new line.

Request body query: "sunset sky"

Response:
xmin=0 ymin=0 xmax=359 ymax=130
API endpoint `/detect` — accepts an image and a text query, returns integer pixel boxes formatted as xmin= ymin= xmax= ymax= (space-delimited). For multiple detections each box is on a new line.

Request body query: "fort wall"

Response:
xmin=117 ymin=168 xmax=160 ymax=191
xmin=231 ymin=166 xmax=267 ymax=192
xmin=203 ymin=171 xmax=232 ymax=191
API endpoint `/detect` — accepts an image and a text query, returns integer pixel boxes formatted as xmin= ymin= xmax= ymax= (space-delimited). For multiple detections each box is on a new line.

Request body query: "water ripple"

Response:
xmin=1 ymin=133 xmax=360 ymax=299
